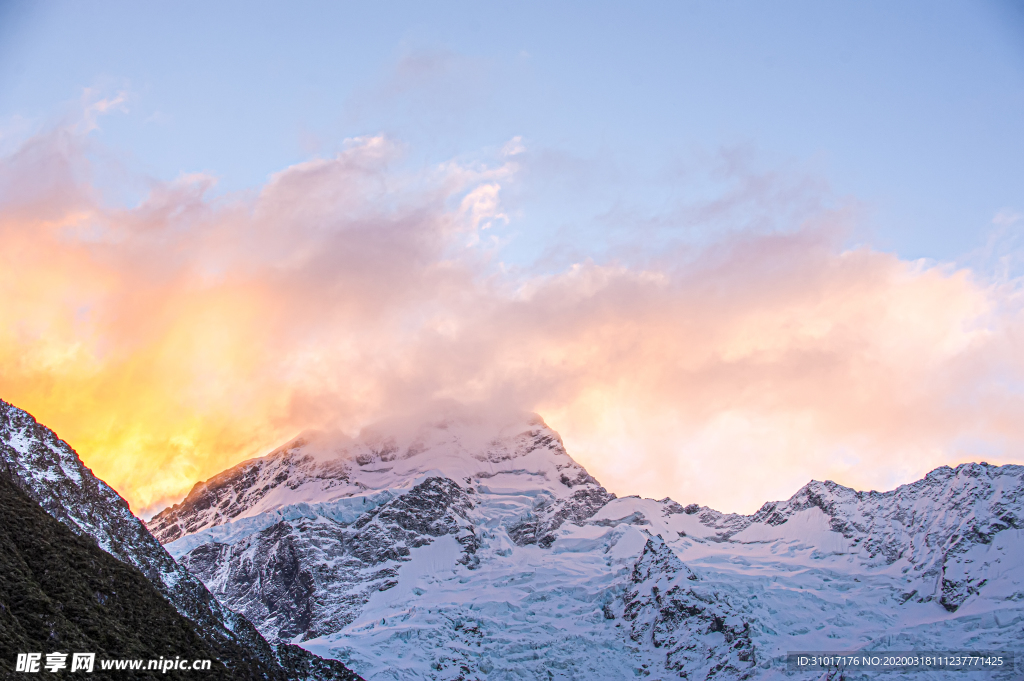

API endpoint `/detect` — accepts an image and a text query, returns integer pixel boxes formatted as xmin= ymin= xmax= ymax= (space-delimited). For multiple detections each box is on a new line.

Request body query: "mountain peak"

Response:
xmin=149 ymin=410 xmax=603 ymax=545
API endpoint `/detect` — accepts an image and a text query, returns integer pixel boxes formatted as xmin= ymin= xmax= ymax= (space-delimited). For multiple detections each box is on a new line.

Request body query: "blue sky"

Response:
xmin=2 ymin=0 xmax=1022 ymax=268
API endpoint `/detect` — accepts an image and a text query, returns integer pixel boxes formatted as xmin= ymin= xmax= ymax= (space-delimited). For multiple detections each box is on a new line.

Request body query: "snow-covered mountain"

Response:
xmin=150 ymin=412 xmax=1024 ymax=680
xmin=0 ymin=399 xmax=362 ymax=681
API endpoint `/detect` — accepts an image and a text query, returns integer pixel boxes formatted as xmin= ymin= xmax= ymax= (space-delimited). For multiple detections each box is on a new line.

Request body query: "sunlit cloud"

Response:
xmin=1 ymin=114 xmax=1022 ymax=517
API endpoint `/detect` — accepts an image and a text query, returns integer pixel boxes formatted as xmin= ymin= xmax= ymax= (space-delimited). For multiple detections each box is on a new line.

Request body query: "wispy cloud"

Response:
xmin=501 ymin=136 xmax=525 ymax=157
xmin=80 ymin=88 xmax=129 ymax=132
xmin=1 ymin=114 xmax=1022 ymax=517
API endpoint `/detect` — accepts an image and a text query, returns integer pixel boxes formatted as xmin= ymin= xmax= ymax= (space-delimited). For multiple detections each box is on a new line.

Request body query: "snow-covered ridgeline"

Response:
xmin=0 ymin=399 xmax=212 ymax=609
xmin=154 ymin=413 xmax=1024 ymax=680
xmin=150 ymin=415 xmax=602 ymax=546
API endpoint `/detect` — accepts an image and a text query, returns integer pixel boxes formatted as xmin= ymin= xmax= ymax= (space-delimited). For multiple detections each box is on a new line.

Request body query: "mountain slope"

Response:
xmin=154 ymin=413 xmax=1024 ymax=680
xmin=0 ymin=468 xmax=264 ymax=679
xmin=0 ymin=399 xmax=362 ymax=681
xmin=179 ymin=476 xmax=480 ymax=644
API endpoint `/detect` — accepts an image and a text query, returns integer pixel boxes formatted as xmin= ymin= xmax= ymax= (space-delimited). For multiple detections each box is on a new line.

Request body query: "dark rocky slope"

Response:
xmin=0 ymin=399 xmax=361 ymax=681
xmin=0 ymin=469 xmax=256 ymax=679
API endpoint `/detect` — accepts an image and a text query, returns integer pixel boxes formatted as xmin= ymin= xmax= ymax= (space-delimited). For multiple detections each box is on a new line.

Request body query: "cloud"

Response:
xmin=77 ymin=88 xmax=130 ymax=133
xmin=1 ymin=120 xmax=1023 ymax=517
xmin=341 ymin=48 xmax=491 ymax=135
xmin=501 ymin=136 xmax=525 ymax=157
xmin=993 ymin=208 xmax=1022 ymax=227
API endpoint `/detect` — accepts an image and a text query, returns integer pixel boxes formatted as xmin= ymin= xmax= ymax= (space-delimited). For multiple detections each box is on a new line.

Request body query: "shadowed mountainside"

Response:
xmin=0 ymin=399 xmax=362 ymax=681
xmin=0 ymin=468 xmax=262 ymax=679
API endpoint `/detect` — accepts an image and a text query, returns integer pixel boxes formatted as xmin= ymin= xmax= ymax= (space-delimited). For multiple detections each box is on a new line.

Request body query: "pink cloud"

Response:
xmin=1 ymin=121 xmax=1021 ymax=516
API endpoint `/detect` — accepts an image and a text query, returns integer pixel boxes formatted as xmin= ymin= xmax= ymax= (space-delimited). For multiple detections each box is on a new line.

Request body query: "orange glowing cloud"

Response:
xmin=1 ymin=119 xmax=1022 ymax=516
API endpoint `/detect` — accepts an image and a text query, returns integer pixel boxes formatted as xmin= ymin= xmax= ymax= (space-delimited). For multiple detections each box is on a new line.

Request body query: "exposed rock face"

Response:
xmin=508 ymin=485 xmax=616 ymax=548
xmin=623 ymin=538 xmax=754 ymax=680
xmin=0 ymin=399 xmax=362 ymax=681
xmin=179 ymin=477 xmax=479 ymax=643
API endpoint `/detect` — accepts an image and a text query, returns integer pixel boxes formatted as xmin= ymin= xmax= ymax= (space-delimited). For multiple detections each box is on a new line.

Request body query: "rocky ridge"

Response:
xmin=0 ymin=468 xmax=261 ymax=679
xmin=179 ymin=477 xmax=481 ymax=643
xmin=624 ymin=537 xmax=755 ymax=679
xmin=683 ymin=463 xmax=1024 ymax=611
